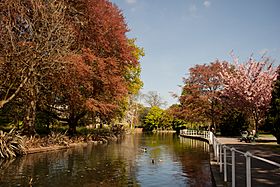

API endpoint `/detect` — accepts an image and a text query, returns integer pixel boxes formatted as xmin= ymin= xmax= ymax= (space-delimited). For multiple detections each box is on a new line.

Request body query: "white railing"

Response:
xmin=180 ymin=129 xmax=280 ymax=187
xmin=180 ymin=129 xmax=212 ymax=143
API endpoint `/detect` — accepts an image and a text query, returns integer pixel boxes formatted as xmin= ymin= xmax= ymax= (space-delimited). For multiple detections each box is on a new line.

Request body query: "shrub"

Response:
xmin=219 ymin=111 xmax=249 ymax=136
xmin=25 ymin=131 xmax=69 ymax=148
xmin=0 ymin=129 xmax=26 ymax=159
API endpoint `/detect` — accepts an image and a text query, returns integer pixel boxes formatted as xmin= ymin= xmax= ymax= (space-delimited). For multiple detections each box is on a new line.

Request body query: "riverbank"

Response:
xmin=26 ymin=141 xmax=102 ymax=154
xmin=24 ymin=130 xmax=120 ymax=155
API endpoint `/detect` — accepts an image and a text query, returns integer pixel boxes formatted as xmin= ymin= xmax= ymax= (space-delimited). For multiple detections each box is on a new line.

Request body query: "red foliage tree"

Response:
xmin=178 ymin=61 xmax=225 ymax=128
xmin=45 ymin=0 xmax=140 ymax=134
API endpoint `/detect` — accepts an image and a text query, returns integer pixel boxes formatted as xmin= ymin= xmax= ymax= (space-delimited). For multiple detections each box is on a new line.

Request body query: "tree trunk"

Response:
xmin=253 ymin=108 xmax=259 ymax=133
xmin=23 ymin=78 xmax=37 ymax=135
xmin=273 ymin=132 xmax=280 ymax=144
xmin=23 ymin=97 xmax=36 ymax=135
xmin=68 ymin=116 xmax=78 ymax=136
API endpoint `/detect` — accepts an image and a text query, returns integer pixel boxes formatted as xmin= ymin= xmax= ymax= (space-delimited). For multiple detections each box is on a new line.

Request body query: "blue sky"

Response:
xmin=110 ymin=0 xmax=280 ymax=107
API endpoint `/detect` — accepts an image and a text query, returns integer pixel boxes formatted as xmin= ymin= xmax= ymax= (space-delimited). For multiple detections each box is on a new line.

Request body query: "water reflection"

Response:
xmin=0 ymin=133 xmax=212 ymax=187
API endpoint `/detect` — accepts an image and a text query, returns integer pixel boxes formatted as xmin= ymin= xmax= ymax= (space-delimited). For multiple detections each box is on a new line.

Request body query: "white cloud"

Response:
xmin=181 ymin=4 xmax=199 ymax=20
xmin=189 ymin=4 xmax=197 ymax=15
xmin=125 ymin=0 xmax=137 ymax=4
xmin=203 ymin=1 xmax=211 ymax=8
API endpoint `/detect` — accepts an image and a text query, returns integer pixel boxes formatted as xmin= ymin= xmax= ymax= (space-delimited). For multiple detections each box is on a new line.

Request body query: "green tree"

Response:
xmin=143 ymin=106 xmax=172 ymax=131
xmin=166 ymin=104 xmax=186 ymax=132
xmin=112 ymin=39 xmax=144 ymax=127
xmin=265 ymin=68 xmax=280 ymax=144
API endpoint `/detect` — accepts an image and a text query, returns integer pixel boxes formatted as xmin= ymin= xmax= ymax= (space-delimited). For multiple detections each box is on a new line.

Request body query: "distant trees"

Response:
xmin=143 ymin=91 xmax=167 ymax=108
xmin=142 ymin=106 xmax=172 ymax=131
xmin=0 ymin=0 xmax=143 ymax=135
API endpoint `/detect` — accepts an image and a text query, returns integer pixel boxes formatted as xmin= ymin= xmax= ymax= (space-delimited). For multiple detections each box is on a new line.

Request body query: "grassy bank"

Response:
xmin=0 ymin=127 xmax=124 ymax=159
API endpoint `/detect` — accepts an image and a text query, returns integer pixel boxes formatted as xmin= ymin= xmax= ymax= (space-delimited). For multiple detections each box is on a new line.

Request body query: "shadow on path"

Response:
xmin=218 ymin=139 xmax=280 ymax=187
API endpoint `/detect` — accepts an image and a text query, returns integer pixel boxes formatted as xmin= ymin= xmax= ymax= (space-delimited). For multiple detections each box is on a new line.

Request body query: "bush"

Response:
xmin=25 ymin=131 xmax=69 ymax=148
xmin=0 ymin=129 xmax=26 ymax=159
xmin=220 ymin=111 xmax=249 ymax=136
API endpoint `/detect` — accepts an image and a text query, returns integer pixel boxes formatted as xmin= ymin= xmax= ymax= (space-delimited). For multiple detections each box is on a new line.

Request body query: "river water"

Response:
xmin=0 ymin=133 xmax=212 ymax=187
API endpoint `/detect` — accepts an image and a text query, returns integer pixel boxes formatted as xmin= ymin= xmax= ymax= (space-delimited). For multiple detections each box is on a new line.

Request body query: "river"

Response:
xmin=0 ymin=133 xmax=212 ymax=187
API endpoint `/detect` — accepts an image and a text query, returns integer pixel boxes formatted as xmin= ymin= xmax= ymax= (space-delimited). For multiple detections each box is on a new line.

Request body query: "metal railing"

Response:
xmin=180 ymin=129 xmax=212 ymax=143
xmin=180 ymin=129 xmax=280 ymax=187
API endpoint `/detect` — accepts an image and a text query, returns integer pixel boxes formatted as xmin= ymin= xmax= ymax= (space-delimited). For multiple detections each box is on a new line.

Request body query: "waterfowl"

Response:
xmin=141 ymin=147 xmax=147 ymax=152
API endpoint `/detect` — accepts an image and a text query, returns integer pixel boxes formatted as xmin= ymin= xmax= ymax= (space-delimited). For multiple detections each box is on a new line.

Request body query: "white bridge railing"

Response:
xmin=180 ymin=129 xmax=280 ymax=187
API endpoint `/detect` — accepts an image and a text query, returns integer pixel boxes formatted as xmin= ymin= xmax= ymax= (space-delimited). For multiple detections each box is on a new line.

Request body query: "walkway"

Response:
xmin=212 ymin=136 xmax=280 ymax=187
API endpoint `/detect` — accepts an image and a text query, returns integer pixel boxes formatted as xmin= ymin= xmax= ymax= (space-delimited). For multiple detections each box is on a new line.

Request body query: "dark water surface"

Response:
xmin=0 ymin=133 xmax=212 ymax=187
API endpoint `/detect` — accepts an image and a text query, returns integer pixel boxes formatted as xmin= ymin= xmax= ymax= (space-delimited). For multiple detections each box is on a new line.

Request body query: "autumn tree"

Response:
xmin=220 ymin=56 xmax=277 ymax=132
xmin=43 ymin=0 xmax=141 ymax=134
xmin=178 ymin=83 xmax=208 ymax=124
xmin=178 ymin=61 xmax=225 ymax=129
xmin=265 ymin=68 xmax=280 ymax=144
xmin=166 ymin=104 xmax=186 ymax=132
xmin=0 ymin=0 xmax=74 ymax=134
xmin=111 ymin=39 xmax=144 ymax=128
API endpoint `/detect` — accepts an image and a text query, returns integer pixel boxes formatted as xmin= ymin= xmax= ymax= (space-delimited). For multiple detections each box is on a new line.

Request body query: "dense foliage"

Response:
xmin=171 ymin=56 xmax=277 ymax=136
xmin=265 ymin=68 xmax=280 ymax=144
xmin=220 ymin=56 xmax=277 ymax=132
xmin=175 ymin=61 xmax=225 ymax=130
xmin=142 ymin=106 xmax=172 ymax=131
xmin=0 ymin=0 xmax=143 ymax=135
xmin=219 ymin=110 xmax=249 ymax=136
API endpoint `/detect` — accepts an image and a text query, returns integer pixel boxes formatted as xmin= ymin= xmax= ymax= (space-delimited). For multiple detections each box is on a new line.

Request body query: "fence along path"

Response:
xmin=180 ymin=129 xmax=280 ymax=187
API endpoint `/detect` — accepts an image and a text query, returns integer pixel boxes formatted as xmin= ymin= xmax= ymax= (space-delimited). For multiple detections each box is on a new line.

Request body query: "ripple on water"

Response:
xmin=0 ymin=133 xmax=212 ymax=187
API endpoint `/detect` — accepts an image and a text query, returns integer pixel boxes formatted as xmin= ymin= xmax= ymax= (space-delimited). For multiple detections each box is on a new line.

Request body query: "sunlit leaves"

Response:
xmin=178 ymin=61 xmax=224 ymax=124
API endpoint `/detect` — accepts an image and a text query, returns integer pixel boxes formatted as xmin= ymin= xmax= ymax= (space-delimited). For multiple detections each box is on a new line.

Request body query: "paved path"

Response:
xmin=211 ymin=137 xmax=280 ymax=187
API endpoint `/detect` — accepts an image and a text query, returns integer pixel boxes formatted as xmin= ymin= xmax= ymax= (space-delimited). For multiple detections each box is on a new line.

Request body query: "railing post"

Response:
xmin=215 ymin=141 xmax=218 ymax=162
xmin=212 ymin=132 xmax=214 ymax=145
xmin=209 ymin=132 xmax=213 ymax=144
xmin=223 ymin=146 xmax=227 ymax=182
xmin=231 ymin=148 xmax=236 ymax=187
xmin=219 ymin=144 xmax=222 ymax=173
xmin=213 ymin=137 xmax=217 ymax=159
xmin=245 ymin=152 xmax=252 ymax=187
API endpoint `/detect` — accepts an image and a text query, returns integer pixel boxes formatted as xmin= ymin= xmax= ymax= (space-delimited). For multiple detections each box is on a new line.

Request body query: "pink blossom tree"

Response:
xmin=220 ymin=55 xmax=277 ymax=132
